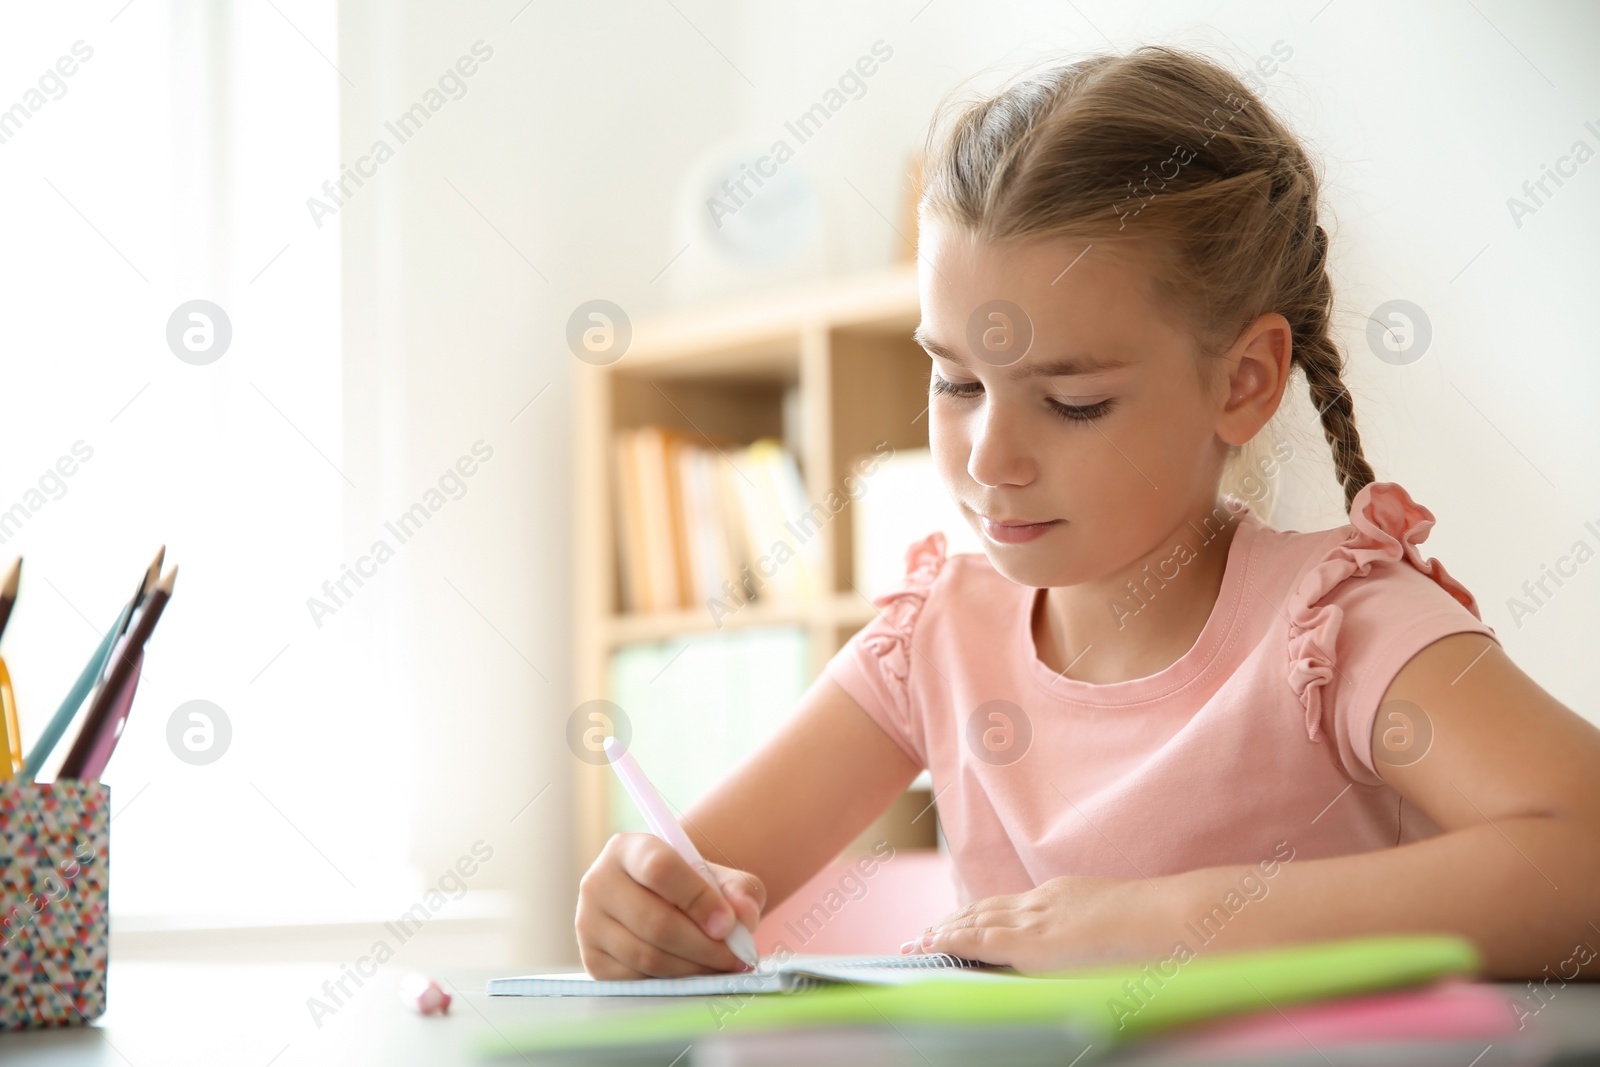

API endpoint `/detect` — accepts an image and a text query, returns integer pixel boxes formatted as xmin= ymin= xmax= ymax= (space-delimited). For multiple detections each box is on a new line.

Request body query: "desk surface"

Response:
xmin=4 ymin=963 xmax=1598 ymax=1066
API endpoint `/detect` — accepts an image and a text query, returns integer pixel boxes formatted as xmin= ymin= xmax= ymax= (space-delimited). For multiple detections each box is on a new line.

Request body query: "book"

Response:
xmin=688 ymin=1023 xmax=1098 ymax=1067
xmin=682 ymin=982 xmax=1533 ymax=1067
xmin=611 ymin=427 xmax=650 ymax=612
xmin=1114 ymin=978 xmax=1525 ymax=1065
xmin=470 ymin=935 xmax=1481 ymax=1058
xmin=661 ymin=431 xmax=695 ymax=608
xmin=610 ymin=427 xmax=822 ymax=613
xmin=486 ymin=952 xmax=1010 ymax=997
xmin=676 ymin=442 xmax=736 ymax=606
xmin=746 ymin=438 xmax=823 ymax=604
xmin=633 ymin=426 xmax=679 ymax=612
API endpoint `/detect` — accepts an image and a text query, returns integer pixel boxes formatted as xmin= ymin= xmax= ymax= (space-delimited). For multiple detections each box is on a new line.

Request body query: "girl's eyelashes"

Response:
xmin=1048 ymin=397 xmax=1115 ymax=423
xmin=929 ymin=373 xmax=983 ymax=398
xmin=929 ymin=373 xmax=1116 ymax=423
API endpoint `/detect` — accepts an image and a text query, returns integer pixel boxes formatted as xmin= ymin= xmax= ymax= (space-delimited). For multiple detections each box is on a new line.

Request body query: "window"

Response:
xmin=0 ymin=2 xmax=419 ymax=927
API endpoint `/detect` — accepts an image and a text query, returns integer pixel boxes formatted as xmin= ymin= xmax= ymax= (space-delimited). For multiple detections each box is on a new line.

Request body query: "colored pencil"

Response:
xmin=0 ymin=557 xmax=19 ymax=646
xmin=57 ymin=566 xmax=176 ymax=779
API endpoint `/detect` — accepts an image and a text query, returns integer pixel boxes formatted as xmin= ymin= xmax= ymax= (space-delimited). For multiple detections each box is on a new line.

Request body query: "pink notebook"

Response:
xmin=1133 ymin=979 xmax=1538 ymax=1060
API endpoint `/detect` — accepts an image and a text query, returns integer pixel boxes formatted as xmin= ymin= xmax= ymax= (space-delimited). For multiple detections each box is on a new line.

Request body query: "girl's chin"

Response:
xmin=982 ymin=552 xmax=1076 ymax=590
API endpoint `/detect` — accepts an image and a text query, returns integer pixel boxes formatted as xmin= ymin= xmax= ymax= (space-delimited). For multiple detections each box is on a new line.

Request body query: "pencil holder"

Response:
xmin=0 ymin=780 xmax=110 ymax=1030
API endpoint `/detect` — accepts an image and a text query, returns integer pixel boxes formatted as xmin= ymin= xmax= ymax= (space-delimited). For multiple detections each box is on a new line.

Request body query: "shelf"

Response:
xmin=601 ymin=593 xmax=879 ymax=648
xmin=616 ymin=337 xmax=800 ymax=384
xmin=621 ymin=264 xmax=918 ymax=375
xmin=572 ymin=264 xmax=929 ymax=879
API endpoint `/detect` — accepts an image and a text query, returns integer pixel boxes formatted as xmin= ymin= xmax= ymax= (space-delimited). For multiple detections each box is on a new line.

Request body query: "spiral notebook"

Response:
xmin=486 ymin=953 xmax=1016 ymax=997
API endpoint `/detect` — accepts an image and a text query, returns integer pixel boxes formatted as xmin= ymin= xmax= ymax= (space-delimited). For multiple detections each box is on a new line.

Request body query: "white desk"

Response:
xmin=4 ymin=962 xmax=1599 ymax=1065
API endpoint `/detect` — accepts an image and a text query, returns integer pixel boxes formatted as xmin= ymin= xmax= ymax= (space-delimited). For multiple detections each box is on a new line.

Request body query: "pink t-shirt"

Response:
xmin=825 ymin=481 xmax=1498 ymax=904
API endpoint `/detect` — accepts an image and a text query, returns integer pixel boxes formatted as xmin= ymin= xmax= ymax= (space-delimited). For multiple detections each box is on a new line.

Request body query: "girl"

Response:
xmin=576 ymin=45 xmax=1600 ymax=981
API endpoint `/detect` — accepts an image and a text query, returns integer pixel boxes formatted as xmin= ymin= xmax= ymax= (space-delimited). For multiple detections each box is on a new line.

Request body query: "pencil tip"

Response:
xmin=1 ymin=557 xmax=18 ymax=597
xmin=159 ymin=565 xmax=178 ymax=593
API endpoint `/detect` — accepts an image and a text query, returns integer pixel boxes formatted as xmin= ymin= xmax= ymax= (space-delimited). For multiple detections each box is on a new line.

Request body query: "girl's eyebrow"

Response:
xmin=913 ymin=327 xmax=1134 ymax=377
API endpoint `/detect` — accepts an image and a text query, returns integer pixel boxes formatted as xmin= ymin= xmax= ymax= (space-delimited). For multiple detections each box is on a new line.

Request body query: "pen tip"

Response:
xmin=727 ymin=925 xmax=760 ymax=968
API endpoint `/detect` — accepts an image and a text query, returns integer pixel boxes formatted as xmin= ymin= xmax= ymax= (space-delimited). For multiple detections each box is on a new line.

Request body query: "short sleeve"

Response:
xmin=823 ymin=532 xmax=948 ymax=769
xmin=1285 ymin=482 xmax=1500 ymax=785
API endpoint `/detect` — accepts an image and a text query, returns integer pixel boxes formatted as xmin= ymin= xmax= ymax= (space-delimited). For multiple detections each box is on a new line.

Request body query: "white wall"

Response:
xmin=336 ymin=0 xmax=1598 ymax=964
xmin=334 ymin=0 xmax=746 ymax=964
xmin=724 ymin=0 xmax=1600 ymax=708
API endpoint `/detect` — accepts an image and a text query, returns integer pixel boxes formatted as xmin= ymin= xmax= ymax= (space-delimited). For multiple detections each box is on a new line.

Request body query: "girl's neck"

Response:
xmin=1032 ymin=509 xmax=1243 ymax=686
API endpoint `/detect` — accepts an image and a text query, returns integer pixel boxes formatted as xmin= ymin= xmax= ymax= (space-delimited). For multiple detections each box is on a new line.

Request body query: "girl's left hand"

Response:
xmin=905 ymin=874 xmax=1182 ymax=973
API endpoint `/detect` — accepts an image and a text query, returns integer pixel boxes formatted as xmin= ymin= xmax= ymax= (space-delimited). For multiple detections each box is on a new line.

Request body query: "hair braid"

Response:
xmin=1292 ymin=222 xmax=1375 ymax=515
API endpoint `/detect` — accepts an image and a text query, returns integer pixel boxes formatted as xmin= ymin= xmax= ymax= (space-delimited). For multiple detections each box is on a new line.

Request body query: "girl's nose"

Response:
xmin=966 ymin=401 xmax=1036 ymax=489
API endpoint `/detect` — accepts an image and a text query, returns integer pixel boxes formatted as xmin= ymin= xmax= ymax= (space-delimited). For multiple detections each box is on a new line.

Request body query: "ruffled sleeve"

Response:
xmin=1286 ymin=482 xmax=1498 ymax=782
xmin=822 ymin=532 xmax=948 ymax=768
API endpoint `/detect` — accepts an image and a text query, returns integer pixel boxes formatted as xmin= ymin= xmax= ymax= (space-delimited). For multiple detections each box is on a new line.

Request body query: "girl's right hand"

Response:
xmin=576 ymin=831 xmax=766 ymax=979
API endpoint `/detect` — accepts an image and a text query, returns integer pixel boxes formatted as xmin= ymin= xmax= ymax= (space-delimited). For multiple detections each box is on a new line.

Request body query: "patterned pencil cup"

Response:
xmin=0 ymin=781 xmax=110 ymax=1030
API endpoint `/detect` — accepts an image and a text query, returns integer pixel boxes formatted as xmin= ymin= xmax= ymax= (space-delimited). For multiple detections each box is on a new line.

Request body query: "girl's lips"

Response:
xmin=980 ymin=517 xmax=1062 ymax=544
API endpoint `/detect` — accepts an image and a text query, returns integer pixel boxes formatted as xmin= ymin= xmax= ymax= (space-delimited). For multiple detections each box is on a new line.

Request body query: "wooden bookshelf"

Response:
xmin=571 ymin=263 xmax=939 ymax=881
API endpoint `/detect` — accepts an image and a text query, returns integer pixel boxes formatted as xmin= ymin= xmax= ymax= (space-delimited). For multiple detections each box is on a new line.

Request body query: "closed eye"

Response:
xmin=929 ymin=373 xmax=982 ymax=398
xmin=1048 ymin=398 xmax=1115 ymax=423
xmin=930 ymin=373 xmax=1116 ymax=424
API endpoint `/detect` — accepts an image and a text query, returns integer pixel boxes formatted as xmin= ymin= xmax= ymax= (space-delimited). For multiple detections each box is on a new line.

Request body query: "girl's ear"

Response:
xmin=1217 ymin=312 xmax=1292 ymax=445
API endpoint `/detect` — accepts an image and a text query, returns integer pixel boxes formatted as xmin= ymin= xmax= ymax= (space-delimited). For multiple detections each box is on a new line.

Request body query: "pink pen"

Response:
xmin=602 ymin=736 xmax=759 ymax=967
xmin=78 ymin=649 xmax=144 ymax=781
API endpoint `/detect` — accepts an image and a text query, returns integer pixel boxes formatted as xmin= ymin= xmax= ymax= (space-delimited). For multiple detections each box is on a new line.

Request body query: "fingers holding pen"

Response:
xmin=618 ymin=834 xmax=745 ymax=949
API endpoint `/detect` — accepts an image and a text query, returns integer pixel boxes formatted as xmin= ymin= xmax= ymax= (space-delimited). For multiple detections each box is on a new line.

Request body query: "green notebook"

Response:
xmin=470 ymin=934 xmax=1480 ymax=1059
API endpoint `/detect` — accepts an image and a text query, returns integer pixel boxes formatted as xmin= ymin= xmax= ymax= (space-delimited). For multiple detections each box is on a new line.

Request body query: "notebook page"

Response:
xmin=486 ymin=954 xmax=1013 ymax=996
xmin=485 ymin=968 xmax=810 ymax=997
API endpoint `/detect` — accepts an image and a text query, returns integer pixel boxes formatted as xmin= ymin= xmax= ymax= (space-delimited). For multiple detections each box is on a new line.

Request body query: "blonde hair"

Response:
xmin=919 ymin=45 xmax=1374 ymax=515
